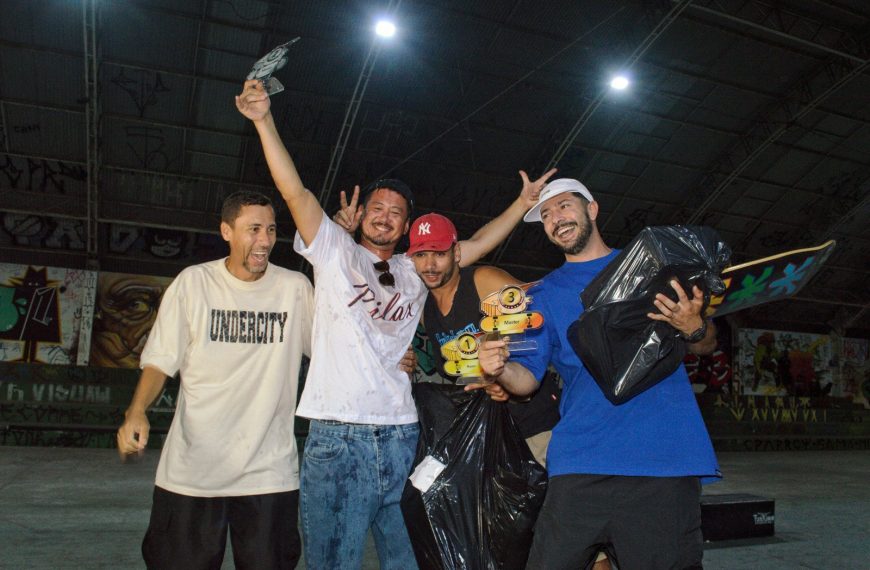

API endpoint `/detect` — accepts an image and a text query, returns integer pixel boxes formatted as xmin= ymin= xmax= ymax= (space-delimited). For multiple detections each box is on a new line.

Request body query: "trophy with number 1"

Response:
xmin=441 ymin=283 xmax=543 ymax=384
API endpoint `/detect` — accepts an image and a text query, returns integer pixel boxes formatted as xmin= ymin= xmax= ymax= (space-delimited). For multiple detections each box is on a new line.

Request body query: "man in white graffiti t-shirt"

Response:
xmin=236 ymin=79 xmax=542 ymax=569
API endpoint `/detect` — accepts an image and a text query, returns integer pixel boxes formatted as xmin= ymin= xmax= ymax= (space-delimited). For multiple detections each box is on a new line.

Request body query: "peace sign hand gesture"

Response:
xmin=334 ymin=185 xmax=364 ymax=234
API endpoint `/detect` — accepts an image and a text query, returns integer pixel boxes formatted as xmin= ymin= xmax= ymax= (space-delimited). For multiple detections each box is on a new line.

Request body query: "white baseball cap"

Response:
xmin=523 ymin=178 xmax=595 ymax=223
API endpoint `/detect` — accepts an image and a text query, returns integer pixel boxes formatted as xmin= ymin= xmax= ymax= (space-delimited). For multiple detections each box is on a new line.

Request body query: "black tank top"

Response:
xmin=424 ymin=267 xmax=483 ymax=377
xmin=423 ymin=267 xmax=560 ymax=437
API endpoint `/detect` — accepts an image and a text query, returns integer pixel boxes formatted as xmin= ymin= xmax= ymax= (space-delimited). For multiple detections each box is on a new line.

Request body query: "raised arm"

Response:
xmin=458 ymin=168 xmax=556 ymax=266
xmin=235 ymin=79 xmax=323 ymax=246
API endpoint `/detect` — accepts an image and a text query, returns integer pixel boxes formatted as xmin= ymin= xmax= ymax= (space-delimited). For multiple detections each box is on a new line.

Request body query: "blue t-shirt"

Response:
xmin=513 ymin=251 xmax=720 ymax=480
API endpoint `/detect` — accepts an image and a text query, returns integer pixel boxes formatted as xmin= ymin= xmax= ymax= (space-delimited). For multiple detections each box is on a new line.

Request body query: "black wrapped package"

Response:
xmin=402 ymin=383 xmax=548 ymax=570
xmin=567 ymin=225 xmax=730 ymax=405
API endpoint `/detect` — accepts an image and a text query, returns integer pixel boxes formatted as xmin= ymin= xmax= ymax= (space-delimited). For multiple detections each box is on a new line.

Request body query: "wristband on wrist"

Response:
xmin=678 ymin=319 xmax=708 ymax=343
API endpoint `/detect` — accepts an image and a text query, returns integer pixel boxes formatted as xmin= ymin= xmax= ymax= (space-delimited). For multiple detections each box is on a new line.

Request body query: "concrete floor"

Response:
xmin=0 ymin=447 xmax=867 ymax=569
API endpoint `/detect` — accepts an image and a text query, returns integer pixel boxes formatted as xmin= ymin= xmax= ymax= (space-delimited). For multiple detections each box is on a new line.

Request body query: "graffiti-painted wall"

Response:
xmin=837 ymin=337 xmax=869 ymax=407
xmin=1 ymin=211 xmax=228 ymax=269
xmin=685 ymin=320 xmax=733 ymax=395
xmin=1 ymin=263 xmax=867 ymax=405
xmin=0 ymin=264 xmax=96 ymax=365
xmin=685 ymin=324 xmax=867 ymax=407
xmin=0 ymin=263 xmax=179 ymax=369
xmin=88 ymin=272 xmax=174 ymax=368
xmin=104 ymin=223 xmax=227 ymax=262
xmin=736 ymin=328 xmax=833 ymax=397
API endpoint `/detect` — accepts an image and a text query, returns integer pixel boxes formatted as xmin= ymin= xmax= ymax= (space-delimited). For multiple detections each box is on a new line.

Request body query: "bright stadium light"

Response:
xmin=610 ymin=75 xmax=630 ymax=90
xmin=375 ymin=19 xmax=396 ymax=38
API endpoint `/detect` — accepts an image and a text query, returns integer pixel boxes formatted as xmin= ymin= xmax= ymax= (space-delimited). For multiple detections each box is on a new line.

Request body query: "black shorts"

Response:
xmin=142 ymin=486 xmax=300 ymax=570
xmin=527 ymin=474 xmax=703 ymax=570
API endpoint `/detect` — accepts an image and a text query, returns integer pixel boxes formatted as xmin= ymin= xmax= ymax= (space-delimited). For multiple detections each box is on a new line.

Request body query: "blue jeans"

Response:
xmin=300 ymin=420 xmax=420 ymax=570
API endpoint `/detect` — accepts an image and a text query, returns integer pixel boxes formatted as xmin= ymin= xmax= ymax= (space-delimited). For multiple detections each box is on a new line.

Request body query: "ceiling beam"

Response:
xmin=318 ymin=0 xmax=404 ymax=211
xmin=791 ymin=296 xmax=869 ymax=309
xmin=666 ymin=3 xmax=870 ymax=224
xmin=7 ymin=16 xmax=870 ymax=134
xmin=180 ymin=0 xmax=209 ymax=178
xmin=82 ymin=0 xmax=101 ymax=269
xmin=818 ymin=189 xmax=870 ymax=242
xmin=682 ymin=0 xmax=869 ymax=63
xmin=829 ymin=305 xmax=869 ymax=334
xmin=675 ymin=53 xmax=870 ymax=225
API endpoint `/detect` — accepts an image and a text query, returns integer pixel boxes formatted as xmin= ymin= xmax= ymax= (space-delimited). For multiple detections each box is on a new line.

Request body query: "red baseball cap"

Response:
xmin=406 ymin=213 xmax=458 ymax=255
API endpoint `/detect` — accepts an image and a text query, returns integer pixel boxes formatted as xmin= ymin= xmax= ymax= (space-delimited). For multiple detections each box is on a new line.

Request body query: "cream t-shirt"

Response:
xmin=141 ymin=259 xmax=313 ymax=497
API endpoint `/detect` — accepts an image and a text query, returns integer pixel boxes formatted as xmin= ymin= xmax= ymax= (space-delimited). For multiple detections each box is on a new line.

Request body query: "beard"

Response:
xmin=361 ymin=228 xmax=396 ymax=247
xmin=423 ymin=263 xmax=457 ymax=290
xmin=361 ymin=217 xmax=402 ymax=247
xmin=550 ymin=211 xmax=594 ymax=255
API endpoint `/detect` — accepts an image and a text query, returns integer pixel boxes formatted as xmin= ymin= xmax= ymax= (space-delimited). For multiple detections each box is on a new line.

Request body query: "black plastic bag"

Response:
xmin=567 ymin=226 xmax=730 ymax=405
xmin=402 ymin=383 xmax=548 ymax=570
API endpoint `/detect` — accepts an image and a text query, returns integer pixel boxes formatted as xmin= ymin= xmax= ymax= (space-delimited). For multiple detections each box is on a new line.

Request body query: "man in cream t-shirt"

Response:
xmin=236 ymin=78 xmax=544 ymax=570
xmin=117 ymin=191 xmax=313 ymax=570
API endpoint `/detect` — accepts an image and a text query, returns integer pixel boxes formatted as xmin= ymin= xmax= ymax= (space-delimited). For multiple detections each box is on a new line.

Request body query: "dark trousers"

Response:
xmin=142 ymin=486 xmax=301 ymax=570
xmin=527 ymin=474 xmax=703 ymax=570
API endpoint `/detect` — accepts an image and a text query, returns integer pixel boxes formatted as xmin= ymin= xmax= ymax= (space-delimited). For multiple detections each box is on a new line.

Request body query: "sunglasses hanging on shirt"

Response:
xmin=373 ymin=260 xmax=395 ymax=287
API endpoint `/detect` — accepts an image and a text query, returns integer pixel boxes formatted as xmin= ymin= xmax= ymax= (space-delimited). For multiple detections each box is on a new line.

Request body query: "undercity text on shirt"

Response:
xmin=209 ymin=309 xmax=288 ymax=344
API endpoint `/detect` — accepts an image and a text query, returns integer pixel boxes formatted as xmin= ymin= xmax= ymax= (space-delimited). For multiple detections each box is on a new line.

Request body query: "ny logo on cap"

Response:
xmin=418 ymin=222 xmax=431 ymax=235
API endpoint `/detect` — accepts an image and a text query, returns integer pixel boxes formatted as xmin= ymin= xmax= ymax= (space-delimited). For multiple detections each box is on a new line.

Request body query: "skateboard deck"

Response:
xmin=706 ymin=240 xmax=836 ymax=317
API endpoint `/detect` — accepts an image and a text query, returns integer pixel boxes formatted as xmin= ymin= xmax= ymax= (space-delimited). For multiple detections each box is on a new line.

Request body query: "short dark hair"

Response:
xmin=361 ymin=178 xmax=414 ymax=218
xmin=221 ymin=191 xmax=274 ymax=225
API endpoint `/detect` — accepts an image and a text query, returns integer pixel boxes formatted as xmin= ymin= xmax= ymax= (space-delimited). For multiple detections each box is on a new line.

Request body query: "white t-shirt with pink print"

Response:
xmin=294 ymin=217 xmax=425 ymax=425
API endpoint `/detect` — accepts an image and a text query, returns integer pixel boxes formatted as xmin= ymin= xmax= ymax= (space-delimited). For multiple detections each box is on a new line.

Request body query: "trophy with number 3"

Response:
xmin=441 ymin=283 xmax=543 ymax=383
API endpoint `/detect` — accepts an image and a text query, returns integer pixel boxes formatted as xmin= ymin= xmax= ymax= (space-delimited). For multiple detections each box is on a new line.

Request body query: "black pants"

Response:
xmin=142 ymin=486 xmax=301 ymax=570
xmin=527 ymin=474 xmax=703 ymax=570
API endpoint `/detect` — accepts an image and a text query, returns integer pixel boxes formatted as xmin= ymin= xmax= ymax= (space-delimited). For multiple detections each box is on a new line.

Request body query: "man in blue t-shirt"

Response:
xmin=478 ymin=178 xmax=721 ymax=570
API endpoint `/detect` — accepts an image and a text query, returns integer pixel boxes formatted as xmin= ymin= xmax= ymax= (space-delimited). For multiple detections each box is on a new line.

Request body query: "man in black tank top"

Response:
xmin=407 ymin=212 xmax=560 ymax=465
xmin=335 ymin=172 xmax=613 ymax=568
